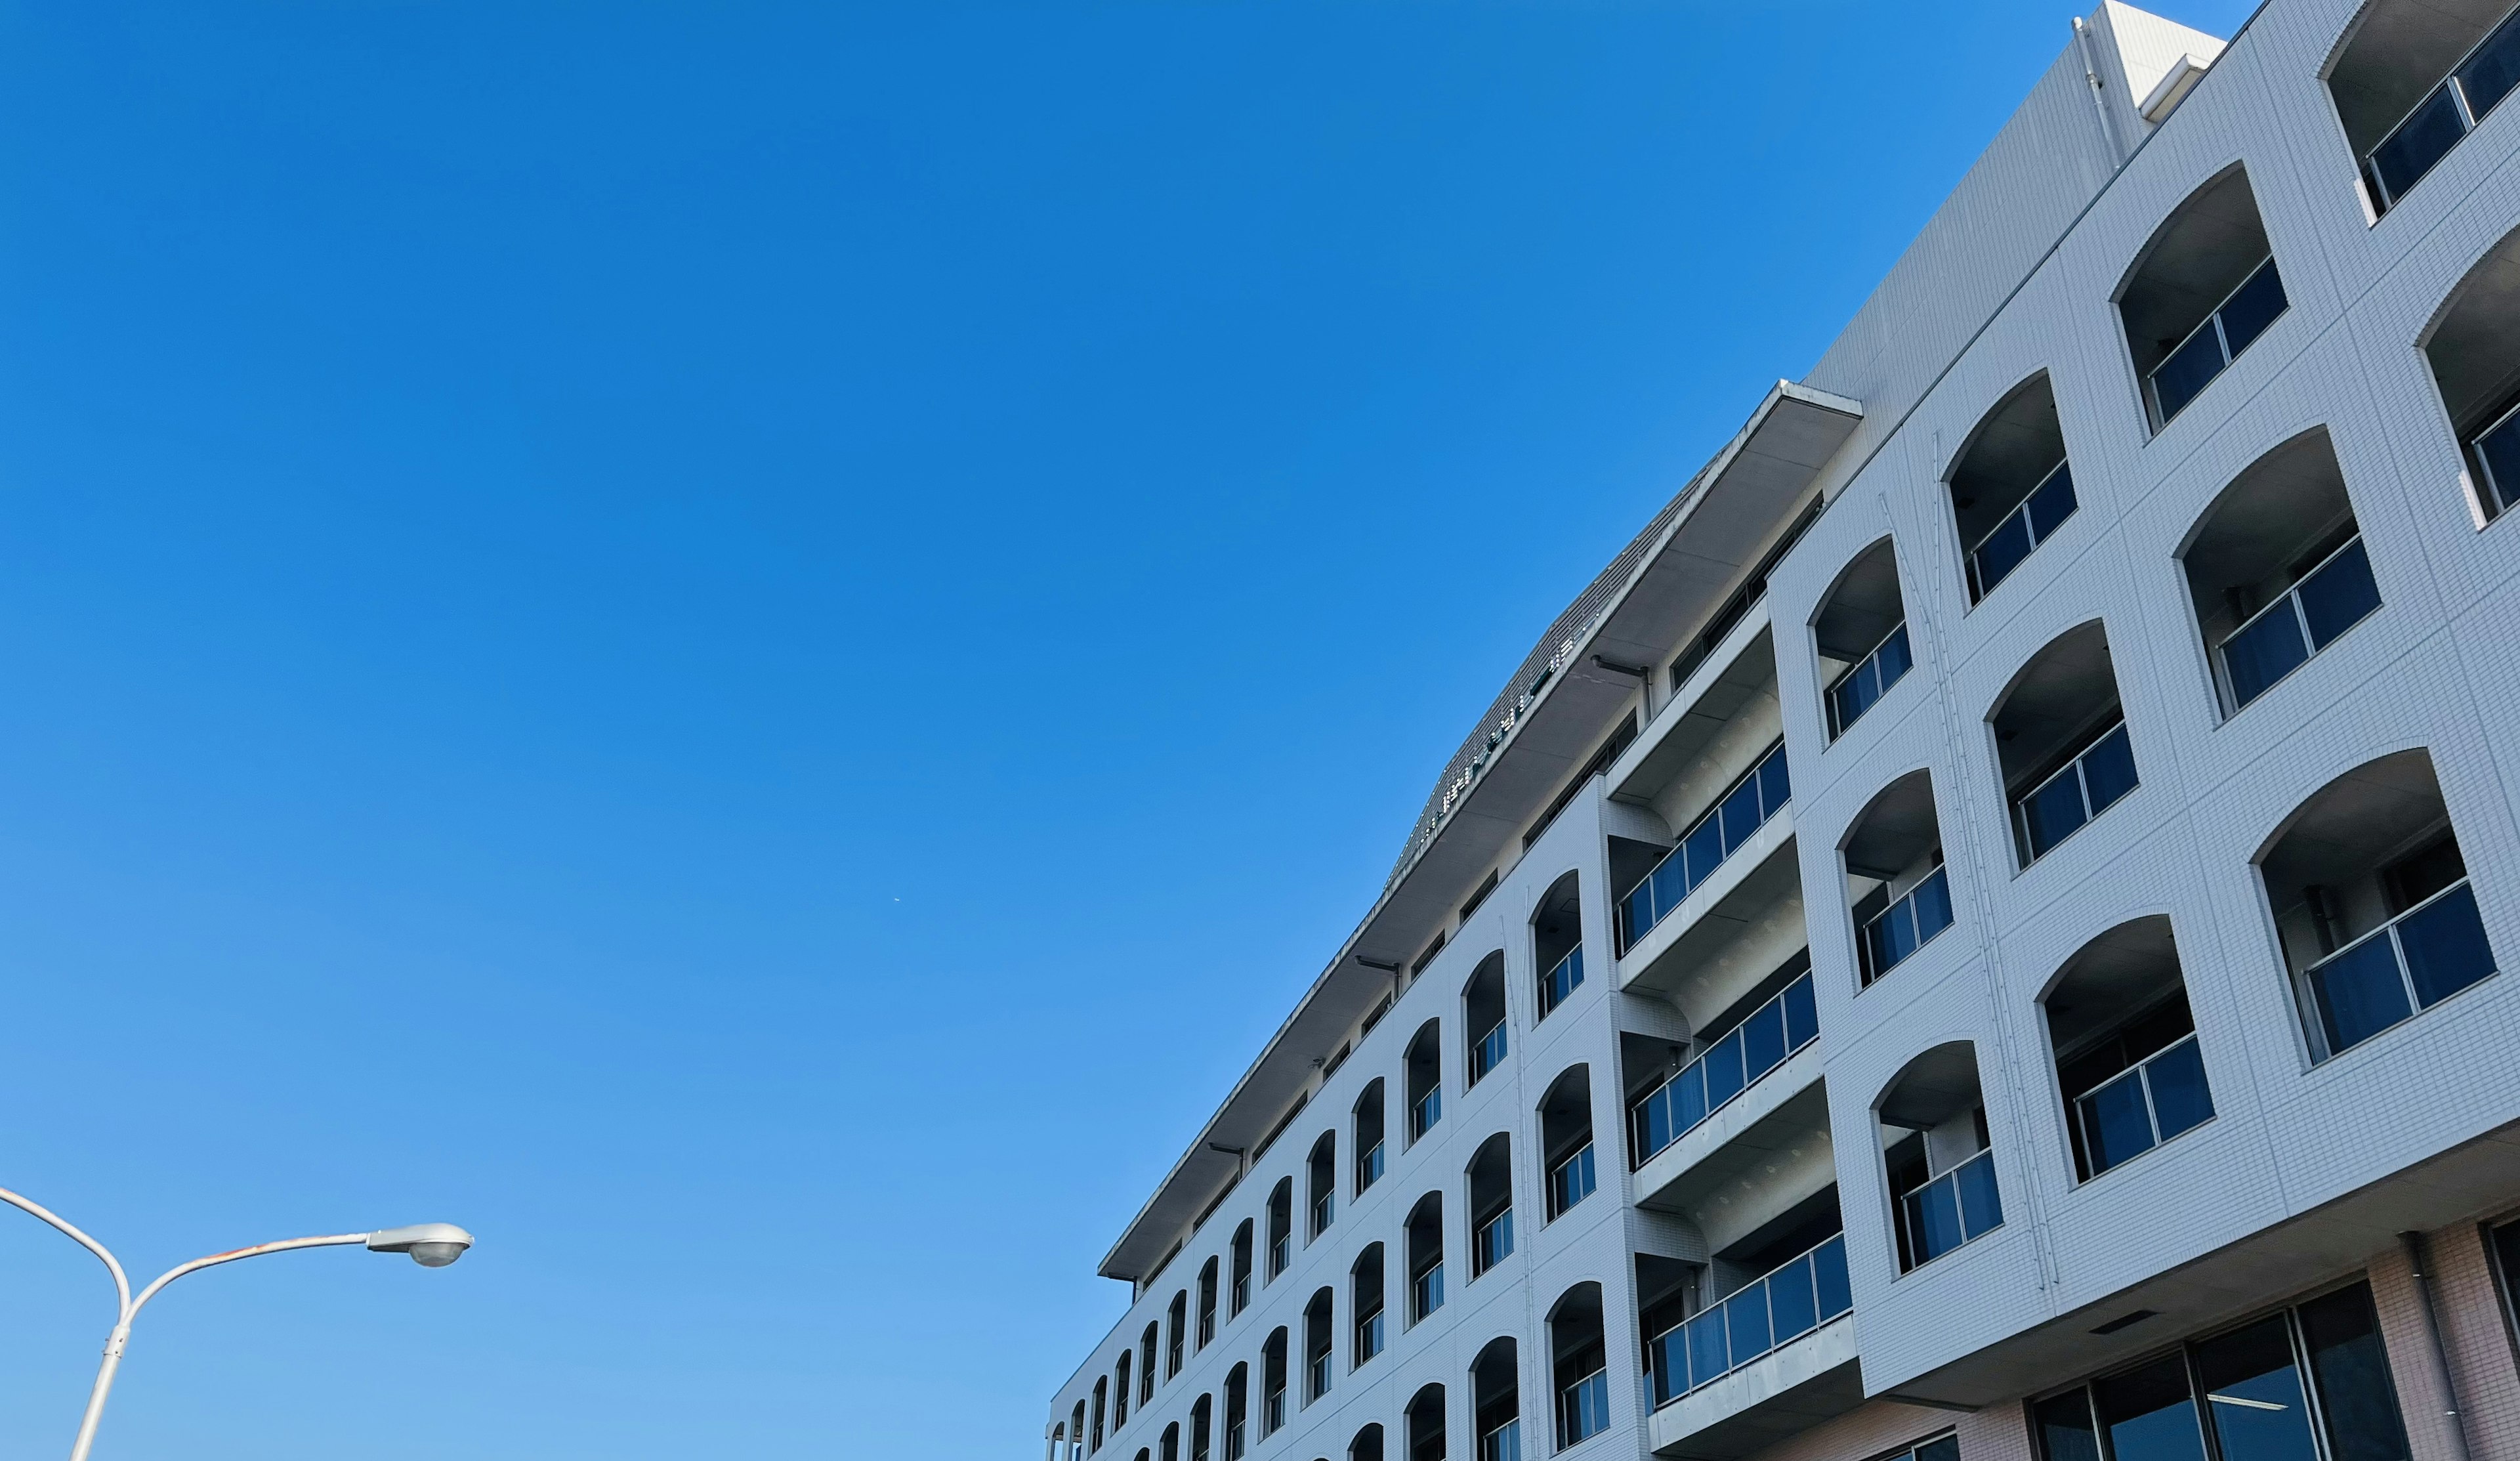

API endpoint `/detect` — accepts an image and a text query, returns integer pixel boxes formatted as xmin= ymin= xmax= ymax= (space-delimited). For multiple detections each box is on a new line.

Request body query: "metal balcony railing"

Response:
xmin=2013 ymin=720 xmax=2139 ymax=865
xmin=1828 ymin=624 xmax=1912 ymax=738
xmin=1618 ymin=743 xmax=1790 ymax=950
xmin=1410 ymin=1260 xmax=1444 ymax=1323
xmin=1470 ymin=1018 xmax=1508 ymax=1084
xmin=1966 ymin=459 xmax=2078 ymax=603
xmin=2303 ymin=878 xmax=2498 ymax=1060
xmin=2216 ymin=534 xmax=2380 ymax=711
xmin=1356 ymin=1141 xmax=1385 ymax=1193
xmin=2147 ymin=257 xmax=2288 ymax=426
xmin=2362 ymin=2 xmax=2520 ymax=211
xmin=1897 ymin=1149 xmax=2002 ymax=1270
xmin=1354 ymin=1306 xmax=1385 ymax=1365
xmin=1409 ymin=1086 xmax=1440 ymax=1141
xmin=1647 ymin=1233 xmax=1851 ymax=1406
xmin=1479 ymin=1419 xmax=1522 ymax=1461
xmin=1629 ymin=972 xmax=1818 ymax=1166
xmin=1473 ymin=1208 xmax=1515 ymax=1275
xmin=1546 ymin=1143 xmax=1596 ymax=1219
xmin=1539 ymin=946 xmax=1585 ymax=1017
xmin=1559 ymin=1370 xmax=1610 ymax=1448
xmin=1858 ymin=865 xmax=1953 ymax=985
xmin=2074 ymin=1032 xmax=2214 ymax=1178
xmin=2473 ymin=396 xmax=2520 ymax=515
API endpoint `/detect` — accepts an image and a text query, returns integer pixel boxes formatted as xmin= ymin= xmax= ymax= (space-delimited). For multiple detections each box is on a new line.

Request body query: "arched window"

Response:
xmin=1261 ymin=1328 xmax=1289 ymax=1437
xmin=1532 ymin=872 xmax=1585 ymax=1019
xmin=1230 ymin=1221 xmax=1253 ymax=1316
xmin=1464 ymin=953 xmax=1509 ymax=1085
xmin=1073 ymin=1403 xmax=1087 ymax=1461
xmin=1536 ymin=1065 xmax=1597 ymax=1220
xmin=2426 ymin=223 xmax=2520 ymax=518
xmin=2328 ymin=0 xmax=2520 ymax=211
xmin=1303 ymin=1288 xmax=1336 ymax=1403
xmin=1470 ymin=1338 xmax=1521 ymax=1461
xmin=1141 ymin=1321 xmax=1160 ymax=1399
xmin=1842 ymin=770 xmax=1952 ymax=984
xmin=2117 ymin=165 xmax=2286 ymax=429
xmin=1092 ymin=1378 xmax=1108 ymax=1452
xmin=1351 ymin=1243 xmax=1387 ymax=1366
xmin=1166 ymin=1291 xmax=1187 ymax=1377
xmin=1162 ymin=1421 xmax=1181 ymax=1461
xmin=1190 ymin=1394 xmax=1213 ymax=1461
xmin=1948 ymin=371 xmax=2075 ymax=603
xmin=2177 ymin=427 xmax=2378 ymax=715
xmin=1197 ymin=1257 xmax=1219 ymax=1349
xmin=1349 ymin=1422 xmax=1386 ymax=1461
xmin=1815 ymin=538 xmax=1910 ymax=739
xmin=1549 ymin=1284 xmax=1610 ymax=1449
xmin=1114 ymin=1352 xmax=1133 ymax=1428
xmin=2043 ymin=916 xmax=2214 ymax=1181
xmin=1406 ymin=1384 xmax=1448 ymax=1461
xmin=1988 ymin=620 xmax=2136 ymax=867
xmin=1467 ymin=1133 xmax=1515 ymax=1278
xmin=1353 ymin=1080 xmax=1387 ymax=1195
xmin=1406 ymin=1191 xmax=1445 ymax=1324
xmin=1404 ymin=1019 xmax=1444 ymax=1142
xmin=1223 ymin=1363 xmax=1248 ymax=1461
xmin=2258 ymin=749 xmax=2497 ymax=1061
xmin=1267 ymin=1179 xmax=1293 ymax=1279
xmin=1878 ymin=1042 xmax=2002 ymax=1271
xmin=1051 ymin=1422 xmax=1066 ymax=1461
xmin=1307 ymin=1132 xmax=1338 ymax=1240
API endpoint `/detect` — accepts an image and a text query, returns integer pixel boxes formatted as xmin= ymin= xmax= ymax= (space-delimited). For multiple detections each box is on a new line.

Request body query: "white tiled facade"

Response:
xmin=1048 ymin=5 xmax=2520 ymax=1461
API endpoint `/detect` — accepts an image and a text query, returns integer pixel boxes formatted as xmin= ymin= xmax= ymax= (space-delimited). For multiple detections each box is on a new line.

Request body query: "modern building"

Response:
xmin=1044 ymin=5 xmax=2520 ymax=1461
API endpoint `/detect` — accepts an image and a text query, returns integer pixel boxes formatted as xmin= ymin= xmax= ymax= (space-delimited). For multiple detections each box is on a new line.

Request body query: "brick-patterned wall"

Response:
xmin=1954 ymin=1401 xmax=2034 ymax=1461
xmin=1738 ymin=1399 xmax=1955 ymax=1461
xmin=2368 ymin=1224 xmax=2520 ymax=1461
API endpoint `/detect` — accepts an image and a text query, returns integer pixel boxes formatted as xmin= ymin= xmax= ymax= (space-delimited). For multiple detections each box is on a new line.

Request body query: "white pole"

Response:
xmin=0 ymin=1185 xmax=371 ymax=1461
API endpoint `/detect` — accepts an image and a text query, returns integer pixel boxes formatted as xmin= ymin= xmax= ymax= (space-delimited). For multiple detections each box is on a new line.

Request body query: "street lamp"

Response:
xmin=0 ymin=1184 xmax=472 ymax=1461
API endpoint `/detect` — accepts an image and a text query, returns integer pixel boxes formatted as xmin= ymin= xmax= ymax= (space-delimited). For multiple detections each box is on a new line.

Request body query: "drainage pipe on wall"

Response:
xmin=2398 ymin=1229 xmax=2474 ymax=1461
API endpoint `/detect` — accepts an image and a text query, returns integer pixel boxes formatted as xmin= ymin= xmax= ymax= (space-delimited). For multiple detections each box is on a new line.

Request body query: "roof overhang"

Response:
xmin=1095 ymin=380 xmax=1862 ymax=1284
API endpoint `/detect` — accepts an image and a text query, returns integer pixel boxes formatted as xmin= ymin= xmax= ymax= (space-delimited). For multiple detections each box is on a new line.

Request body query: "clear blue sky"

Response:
xmin=0 ymin=3 xmax=2254 ymax=1456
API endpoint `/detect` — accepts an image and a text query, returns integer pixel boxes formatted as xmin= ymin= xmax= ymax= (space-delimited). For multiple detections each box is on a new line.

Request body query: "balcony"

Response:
xmin=2216 ymin=536 xmax=2379 ymax=710
xmin=1547 ymin=1144 xmax=1597 ymax=1219
xmin=1619 ymin=743 xmax=1790 ymax=951
xmin=2147 ymin=257 xmax=2286 ymax=425
xmin=1631 ymin=972 xmax=1819 ymax=1166
xmin=2304 ymin=879 xmax=2496 ymax=1057
xmin=2347 ymin=0 xmax=2520 ymax=211
xmin=1539 ymin=947 xmax=1584 ymax=1017
xmin=1895 ymin=1148 xmax=2002 ymax=1269
xmin=2472 ymin=396 xmax=2520 ymax=514
xmin=1470 ymin=1019 xmax=1507 ymax=1083
xmin=2120 ymin=167 xmax=2280 ymax=433
xmin=2013 ymin=722 xmax=2137 ymax=864
xmin=1815 ymin=538 xmax=1909 ymax=742
xmin=1826 ymin=624 xmax=1912 ymax=738
xmin=1967 ymin=461 xmax=2076 ymax=603
xmin=2046 ymin=917 xmax=2217 ymax=1184
xmin=2258 ymin=749 xmax=2500 ymax=1063
xmin=2073 ymin=1032 xmax=2212 ymax=1178
xmin=1648 ymin=1235 xmax=1851 ymax=1407
xmin=1858 ymin=865 xmax=1952 ymax=984
xmin=1475 ymin=1209 xmax=1515 ymax=1274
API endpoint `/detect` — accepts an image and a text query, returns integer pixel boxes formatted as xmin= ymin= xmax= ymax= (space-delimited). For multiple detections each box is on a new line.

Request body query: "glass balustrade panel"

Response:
xmin=2298 ymin=540 xmax=2380 ymax=650
xmin=2399 ymin=882 xmax=2496 ymax=1005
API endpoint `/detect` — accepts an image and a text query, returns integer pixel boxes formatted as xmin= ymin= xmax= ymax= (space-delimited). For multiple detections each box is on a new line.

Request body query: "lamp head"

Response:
xmin=366 ymin=1223 xmax=474 ymax=1268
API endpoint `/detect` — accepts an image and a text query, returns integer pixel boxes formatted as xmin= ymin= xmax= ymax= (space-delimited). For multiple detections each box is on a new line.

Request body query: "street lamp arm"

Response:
xmin=0 ymin=1185 xmax=132 ymax=1316
xmin=127 ymin=1233 xmax=371 ymax=1320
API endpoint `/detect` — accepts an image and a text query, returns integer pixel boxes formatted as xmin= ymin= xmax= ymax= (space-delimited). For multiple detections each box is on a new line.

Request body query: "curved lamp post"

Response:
xmin=0 ymin=1184 xmax=472 ymax=1461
